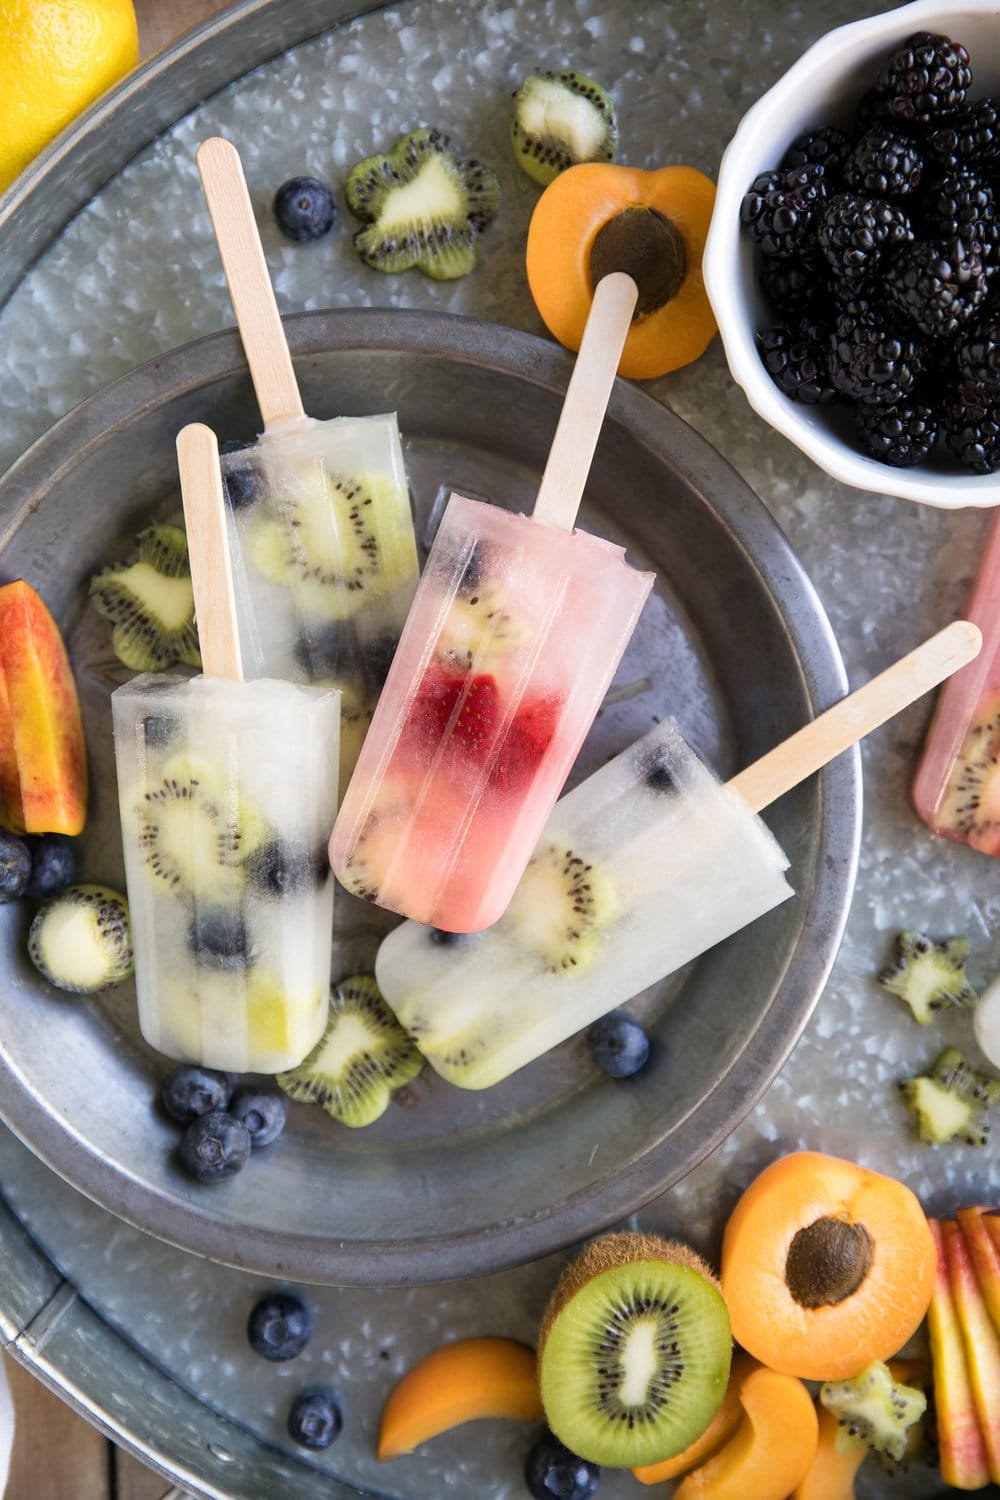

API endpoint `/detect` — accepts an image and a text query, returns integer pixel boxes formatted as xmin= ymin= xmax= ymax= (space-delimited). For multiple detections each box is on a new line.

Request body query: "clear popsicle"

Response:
xmin=376 ymin=622 xmax=982 ymax=1089
xmin=197 ymin=137 xmax=417 ymax=786
xmin=330 ymin=273 xmax=655 ymax=932
xmin=112 ymin=424 xmax=340 ymax=1073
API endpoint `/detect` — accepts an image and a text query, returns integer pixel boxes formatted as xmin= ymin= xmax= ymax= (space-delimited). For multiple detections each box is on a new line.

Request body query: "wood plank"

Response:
xmin=4 ymin=1353 xmax=110 ymax=1500
xmin=134 ymin=0 xmax=236 ymax=60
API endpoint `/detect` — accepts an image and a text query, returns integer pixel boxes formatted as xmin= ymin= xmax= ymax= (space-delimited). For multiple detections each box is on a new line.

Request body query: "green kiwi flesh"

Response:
xmin=511 ymin=69 xmax=618 ymax=186
xmin=878 ymin=931 xmax=978 ymax=1024
xmin=899 ymin=1047 xmax=1000 ymax=1146
xmin=345 ymin=128 xmax=501 ymax=280
xmin=539 ymin=1232 xmax=732 ymax=1467
xmin=28 ymin=884 xmax=134 ymax=993
xmin=504 ymin=841 xmax=617 ymax=973
xmin=277 ymin=973 xmax=423 ymax=1127
xmin=934 ymin=706 xmax=1000 ymax=853
xmin=819 ymin=1360 xmax=927 ymax=1465
xmin=89 ymin=523 xmax=201 ymax=671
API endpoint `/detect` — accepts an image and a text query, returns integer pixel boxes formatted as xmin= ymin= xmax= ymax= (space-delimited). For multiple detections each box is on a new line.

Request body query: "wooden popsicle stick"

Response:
xmin=728 ymin=620 xmax=982 ymax=814
xmin=196 ymin=136 xmax=305 ymax=430
xmin=531 ymin=271 xmax=638 ymax=531
xmin=177 ymin=422 xmax=244 ymax=683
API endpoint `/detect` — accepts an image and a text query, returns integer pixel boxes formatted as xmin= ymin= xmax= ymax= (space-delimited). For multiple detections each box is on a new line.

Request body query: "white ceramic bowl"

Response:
xmin=703 ymin=0 xmax=1000 ymax=508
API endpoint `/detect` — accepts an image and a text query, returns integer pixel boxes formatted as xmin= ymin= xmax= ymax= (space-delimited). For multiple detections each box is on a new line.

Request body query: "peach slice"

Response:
xmin=631 ymin=1352 xmax=758 ymax=1484
xmin=0 ymin=581 xmax=87 ymax=834
xmin=927 ymin=1219 xmax=990 ymax=1490
xmin=377 ymin=1336 xmax=542 ymax=1459
xmin=673 ymin=1365 xmax=818 ymax=1500
xmin=792 ymin=1401 xmax=866 ymax=1500
xmin=943 ymin=1218 xmax=1000 ymax=1482
xmin=957 ymin=1207 xmax=1000 ymax=1335
xmin=0 ymin=662 xmax=25 ymax=831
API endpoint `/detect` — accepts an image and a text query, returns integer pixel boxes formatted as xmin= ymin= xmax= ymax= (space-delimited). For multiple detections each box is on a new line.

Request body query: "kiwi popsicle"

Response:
xmin=112 ymin=425 xmax=340 ymax=1073
xmin=376 ymin=623 xmax=981 ymax=1089
xmin=197 ymin=138 xmax=417 ymax=790
xmin=330 ymin=273 xmax=654 ymax=931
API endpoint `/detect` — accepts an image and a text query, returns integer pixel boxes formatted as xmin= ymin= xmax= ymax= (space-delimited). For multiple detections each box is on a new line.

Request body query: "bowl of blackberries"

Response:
xmin=703 ymin=1 xmax=1000 ymax=506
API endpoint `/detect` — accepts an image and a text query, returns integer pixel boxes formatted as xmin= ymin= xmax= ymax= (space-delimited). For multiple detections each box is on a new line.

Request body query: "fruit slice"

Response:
xmin=975 ymin=976 xmax=1000 ymax=1068
xmin=927 ymin=1218 xmax=991 ymax=1490
xmin=0 ymin=663 xmax=25 ymax=832
xmin=377 ymin=1337 xmax=542 ymax=1458
xmin=27 ymin=885 xmax=133 ymax=993
xmin=957 ymin=1207 xmax=1000 ymax=1334
xmin=878 ymin=930 xmax=978 ymax=1023
xmin=673 ymin=1365 xmax=818 ymax=1500
xmin=538 ymin=1232 xmax=732 ymax=1468
xmin=345 ymin=128 xmax=501 ymax=280
xmin=818 ymin=1359 xmax=926 ymax=1467
xmin=942 ymin=1218 xmax=1000 ymax=1480
xmin=792 ymin=1401 xmax=867 ymax=1500
xmin=134 ymin=752 xmax=261 ymax=903
xmin=720 ymin=1151 xmax=936 ymax=1380
xmin=934 ymin=701 xmax=1000 ymax=854
xmin=89 ymin=524 xmax=200 ymax=672
xmin=277 ymin=973 xmax=423 ymax=1126
xmin=632 ymin=1351 xmax=758 ymax=1484
xmin=511 ymin=70 xmax=618 ymax=186
xmin=504 ymin=841 xmax=617 ymax=974
xmin=899 ymin=1048 xmax=1000 ymax=1146
xmin=0 ymin=580 xmax=87 ymax=835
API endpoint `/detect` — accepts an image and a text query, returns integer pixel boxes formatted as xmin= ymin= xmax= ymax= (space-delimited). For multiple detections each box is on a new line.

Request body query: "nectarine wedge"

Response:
xmin=631 ymin=1351 xmax=758 ymax=1485
xmin=793 ymin=1402 xmax=866 ymax=1500
xmin=0 ymin=663 xmax=25 ymax=831
xmin=927 ymin=1219 xmax=990 ymax=1490
xmin=673 ymin=1365 xmax=818 ymax=1500
xmin=958 ymin=1207 xmax=1000 ymax=1336
xmin=943 ymin=1218 xmax=1000 ymax=1482
xmin=378 ymin=1336 xmax=542 ymax=1459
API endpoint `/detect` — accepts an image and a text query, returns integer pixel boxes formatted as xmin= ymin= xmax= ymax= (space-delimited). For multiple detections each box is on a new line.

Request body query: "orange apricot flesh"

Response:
xmin=792 ymin=1401 xmax=866 ymax=1500
xmin=631 ymin=1351 xmax=758 ymax=1485
xmin=673 ymin=1364 xmax=818 ymax=1500
xmin=721 ymin=1151 xmax=935 ymax=1380
xmin=377 ymin=1336 xmax=542 ymax=1459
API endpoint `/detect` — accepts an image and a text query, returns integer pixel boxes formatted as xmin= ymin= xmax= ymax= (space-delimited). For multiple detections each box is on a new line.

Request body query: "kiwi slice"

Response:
xmin=504 ymin=842 xmax=617 ymax=973
xmin=135 ymin=753 xmax=264 ymax=902
xmin=90 ymin=524 xmax=201 ymax=672
xmin=878 ymin=930 xmax=978 ymax=1024
xmin=345 ymin=128 xmax=501 ymax=280
xmin=820 ymin=1360 xmax=927 ymax=1468
xmin=28 ymin=884 xmax=133 ymax=993
xmin=538 ymin=1231 xmax=732 ymax=1468
xmin=934 ymin=708 xmax=1000 ymax=853
xmin=277 ymin=973 xmax=423 ymax=1127
xmin=511 ymin=69 xmax=618 ymax=186
xmin=899 ymin=1047 xmax=1000 ymax=1146
xmin=437 ymin=583 xmax=531 ymax=672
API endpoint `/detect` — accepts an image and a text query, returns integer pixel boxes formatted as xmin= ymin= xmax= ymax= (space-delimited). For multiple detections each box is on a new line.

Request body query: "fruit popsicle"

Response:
xmin=112 ymin=424 xmax=340 ymax=1073
xmin=197 ymin=137 xmax=417 ymax=788
xmin=913 ymin=510 xmax=1000 ymax=853
xmin=376 ymin=622 xmax=981 ymax=1089
xmin=331 ymin=272 xmax=654 ymax=931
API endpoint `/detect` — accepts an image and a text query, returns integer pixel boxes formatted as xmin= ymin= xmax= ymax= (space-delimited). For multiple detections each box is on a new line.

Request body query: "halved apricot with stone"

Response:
xmin=377 ymin=1336 xmax=542 ymax=1459
xmin=674 ymin=1364 xmax=818 ymax=1500
xmin=720 ymin=1152 xmax=935 ymax=1380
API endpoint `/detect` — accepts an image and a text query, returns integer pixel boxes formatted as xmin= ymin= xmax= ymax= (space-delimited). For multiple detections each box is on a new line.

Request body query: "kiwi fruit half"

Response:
xmin=89 ymin=523 xmax=201 ymax=672
xmin=345 ymin=128 xmax=501 ymax=280
xmin=504 ymin=841 xmax=617 ymax=973
xmin=511 ymin=69 xmax=618 ymax=186
xmin=277 ymin=973 xmax=423 ymax=1127
xmin=538 ymin=1231 xmax=732 ymax=1467
xmin=28 ymin=884 xmax=134 ymax=993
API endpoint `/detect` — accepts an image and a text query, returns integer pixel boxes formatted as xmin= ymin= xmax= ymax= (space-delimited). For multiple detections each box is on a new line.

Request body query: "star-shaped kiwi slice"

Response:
xmin=878 ymin=930 xmax=978 ymax=1024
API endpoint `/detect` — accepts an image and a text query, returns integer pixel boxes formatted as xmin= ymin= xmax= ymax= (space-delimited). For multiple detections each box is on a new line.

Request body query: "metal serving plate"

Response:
xmin=0 ymin=309 xmax=859 ymax=1286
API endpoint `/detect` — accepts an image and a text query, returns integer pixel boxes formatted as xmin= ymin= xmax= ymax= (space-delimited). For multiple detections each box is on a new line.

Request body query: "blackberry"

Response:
xmin=855 ymin=89 xmax=896 ymax=134
xmin=827 ymin=301 xmax=925 ymax=406
xmin=926 ymin=98 xmax=1000 ymax=173
xmin=759 ymin=320 xmax=839 ymax=405
xmin=922 ymin=171 xmax=1000 ymax=270
xmin=781 ymin=126 xmax=853 ymax=181
xmin=875 ymin=32 xmax=972 ymax=124
xmin=759 ymin=252 xmax=824 ymax=320
xmin=740 ymin=163 xmax=828 ymax=258
xmin=957 ymin=314 xmax=1000 ymax=391
xmin=884 ymin=237 xmax=988 ymax=339
xmin=844 ymin=125 xmax=924 ymax=198
xmin=942 ymin=386 xmax=1000 ymax=471
xmin=854 ymin=399 xmax=939 ymax=466
xmin=817 ymin=193 xmax=914 ymax=286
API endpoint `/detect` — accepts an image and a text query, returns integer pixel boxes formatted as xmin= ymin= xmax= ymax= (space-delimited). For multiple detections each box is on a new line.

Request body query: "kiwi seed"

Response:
xmin=590 ymin=207 xmax=687 ymax=319
xmin=784 ymin=1216 xmax=874 ymax=1308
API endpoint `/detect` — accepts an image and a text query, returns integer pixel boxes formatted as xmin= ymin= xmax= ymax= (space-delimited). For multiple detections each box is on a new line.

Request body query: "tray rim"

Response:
xmin=0 ymin=306 xmax=862 ymax=1286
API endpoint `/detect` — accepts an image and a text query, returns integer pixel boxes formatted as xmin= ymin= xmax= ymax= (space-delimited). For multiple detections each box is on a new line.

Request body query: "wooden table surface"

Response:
xmin=2 ymin=12 xmax=242 ymax=1497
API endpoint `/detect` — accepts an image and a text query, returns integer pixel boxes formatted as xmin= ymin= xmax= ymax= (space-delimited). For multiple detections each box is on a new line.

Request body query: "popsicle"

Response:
xmin=330 ymin=272 xmax=654 ymax=931
xmin=376 ymin=622 xmax=981 ymax=1089
xmin=196 ymin=137 xmax=417 ymax=786
xmin=913 ymin=510 xmax=1000 ymax=854
xmin=112 ymin=424 xmax=340 ymax=1073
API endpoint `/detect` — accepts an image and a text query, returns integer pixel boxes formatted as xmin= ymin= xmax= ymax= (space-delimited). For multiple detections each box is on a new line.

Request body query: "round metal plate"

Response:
xmin=0 ymin=308 xmax=859 ymax=1285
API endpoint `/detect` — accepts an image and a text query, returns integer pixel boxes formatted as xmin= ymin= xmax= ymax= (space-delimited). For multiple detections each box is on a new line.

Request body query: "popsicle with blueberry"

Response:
xmin=112 ymin=424 xmax=340 ymax=1073
xmin=375 ymin=622 xmax=981 ymax=1089
xmin=330 ymin=272 xmax=654 ymax=932
xmin=196 ymin=137 xmax=417 ymax=788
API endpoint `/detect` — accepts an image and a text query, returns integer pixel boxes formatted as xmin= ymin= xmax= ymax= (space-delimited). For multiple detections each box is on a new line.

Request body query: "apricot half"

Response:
xmin=674 ymin=1364 xmax=818 ymax=1500
xmin=377 ymin=1336 xmax=542 ymax=1459
xmin=525 ymin=161 xmax=717 ymax=379
xmin=720 ymin=1152 xmax=935 ymax=1380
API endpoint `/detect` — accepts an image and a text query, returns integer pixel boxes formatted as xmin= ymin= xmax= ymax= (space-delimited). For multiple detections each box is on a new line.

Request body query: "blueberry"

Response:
xmin=219 ymin=441 xmax=263 ymax=511
xmin=188 ymin=907 xmax=251 ymax=969
xmin=141 ymin=712 xmax=181 ymax=750
xmin=24 ymin=833 xmax=80 ymax=900
xmin=273 ymin=177 xmax=337 ymax=243
xmin=294 ymin=622 xmax=353 ymax=684
xmin=363 ymin=630 xmax=399 ymax=690
xmin=178 ymin=1111 xmax=251 ymax=1182
xmin=246 ymin=839 xmax=322 ymax=898
xmin=230 ymin=1086 xmax=287 ymax=1147
xmin=247 ymin=1291 xmax=314 ymax=1361
xmin=641 ymin=750 xmax=678 ymax=795
xmin=429 ymin=927 xmax=475 ymax=947
xmin=287 ymin=1385 xmax=343 ymax=1449
xmin=0 ymin=831 xmax=31 ymax=903
xmin=588 ymin=1012 xmax=650 ymax=1079
xmin=525 ymin=1432 xmax=600 ymax=1500
xmin=161 ymin=1064 xmax=234 ymax=1123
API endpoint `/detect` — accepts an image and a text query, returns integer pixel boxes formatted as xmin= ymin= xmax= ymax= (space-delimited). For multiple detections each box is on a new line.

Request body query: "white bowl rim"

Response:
xmin=703 ymin=0 xmax=1000 ymax=509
